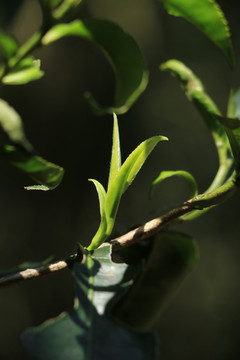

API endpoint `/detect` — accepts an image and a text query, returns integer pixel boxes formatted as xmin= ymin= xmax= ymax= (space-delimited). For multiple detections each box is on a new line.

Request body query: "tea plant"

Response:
xmin=0 ymin=0 xmax=239 ymax=359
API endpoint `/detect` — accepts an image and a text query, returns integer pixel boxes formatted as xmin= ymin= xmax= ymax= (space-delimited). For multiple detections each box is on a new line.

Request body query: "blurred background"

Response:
xmin=0 ymin=0 xmax=240 ymax=359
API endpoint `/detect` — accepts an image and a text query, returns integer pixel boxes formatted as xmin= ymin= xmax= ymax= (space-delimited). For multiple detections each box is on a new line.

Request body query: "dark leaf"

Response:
xmin=42 ymin=19 xmax=149 ymax=115
xmin=22 ymin=245 xmax=158 ymax=360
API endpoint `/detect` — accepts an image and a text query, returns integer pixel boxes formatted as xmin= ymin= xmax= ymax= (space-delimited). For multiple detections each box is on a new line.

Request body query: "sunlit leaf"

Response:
xmin=22 ymin=245 xmax=157 ymax=360
xmin=161 ymin=60 xmax=233 ymax=191
xmin=161 ymin=0 xmax=235 ymax=67
xmin=0 ymin=145 xmax=64 ymax=189
xmin=42 ymin=19 xmax=149 ymax=115
xmin=2 ymin=56 xmax=44 ymax=85
xmin=150 ymin=170 xmax=198 ymax=199
xmin=0 ymin=31 xmax=18 ymax=60
xmin=161 ymin=60 xmax=234 ymax=220
xmin=114 ymin=232 xmax=199 ymax=330
xmin=0 ymin=98 xmax=32 ymax=151
xmin=88 ymin=179 xmax=108 ymax=251
xmin=108 ymin=113 xmax=121 ymax=189
xmin=105 ymin=135 xmax=168 ymax=233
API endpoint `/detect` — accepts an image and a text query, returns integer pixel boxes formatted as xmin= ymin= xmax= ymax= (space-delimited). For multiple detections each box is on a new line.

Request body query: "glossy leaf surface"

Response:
xmin=2 ymin=56 xmax=44 ymax=85
xmin=0 ymin=145 xmax=64 ymax=189
xmin=150 ymin=170 xmax=198 ymax=199
xmin=42 ymin=19 xmax=148 ymax=114
xmin=161 ymin=0 xmax=235 ymax=67
xmin=22 ymin=245 xmax=157 ymax=360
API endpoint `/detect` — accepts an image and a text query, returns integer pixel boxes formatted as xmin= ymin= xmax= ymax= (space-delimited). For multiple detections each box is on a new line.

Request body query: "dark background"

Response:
xmin=1 ymin=0 xmax=240 ymax=359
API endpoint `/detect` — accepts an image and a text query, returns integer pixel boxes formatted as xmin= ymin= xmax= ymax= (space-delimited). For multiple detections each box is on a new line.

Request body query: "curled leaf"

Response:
xmin=161 ymin=0 xmax=235 ymax=67
xmin=42 ymin=19 xmax=149 ymax=115
xmin=150 ymin=170 xmax=198 ymax=199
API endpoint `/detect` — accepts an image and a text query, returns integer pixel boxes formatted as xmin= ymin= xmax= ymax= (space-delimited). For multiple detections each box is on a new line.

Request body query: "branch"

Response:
xmin=0 ymin=177 xmax=237 ymax=289
xmin=0 ymin=202 xmax=195 ymax=289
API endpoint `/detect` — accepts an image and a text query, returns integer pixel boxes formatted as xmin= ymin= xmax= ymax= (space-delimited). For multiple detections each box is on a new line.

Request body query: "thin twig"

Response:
xmin=0 ymin=202 xmax=195 ymax=289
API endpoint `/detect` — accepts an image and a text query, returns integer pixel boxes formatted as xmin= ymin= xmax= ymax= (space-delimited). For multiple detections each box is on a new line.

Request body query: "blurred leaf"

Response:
xmin=114 ymin=231 xmax=199 ymax=330
xmin=2 ymin=56 xmax=44 ymax=85
xmin=0 ymin=31 xmax=18 ymax=60
xmin=88 ymin=179 xmax=108 ymax=250
xmin=0 ymin=98 xmax=32 ymax=151
xmin=108 ymin=113 xmax=121 ymax=189
xmin=150 ymin=170 xmax=198 ymax=199
xmin=161 ymin=0 xmax=235 ymax=67
xmin=39 ymin=0 xmax=83 ymax=21
xmin=0 ymin=145 xmax=64 ymax=189
xmin=42 ymin=19 xmax=149 ymax=115
xmin=22 ymin=245 xmax=157 ymax=360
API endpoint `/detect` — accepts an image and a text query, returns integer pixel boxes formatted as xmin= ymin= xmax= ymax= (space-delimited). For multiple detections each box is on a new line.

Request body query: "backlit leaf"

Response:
xmin=161 ymin=60 xmax=234 ymax=220
xmin=150 ymin=170 xmax=198 ymax=199
xmin=108 ymin=113 xmax=121 ymax=189
xmin=88 ymin=179 xmax=108 ymax=251
xmin=161 ymin=0 xmax=235 ymax=67
xmin=22 ymin=245 xmax=157 ymax=360
xmin=161 ymin=60 xmax=233 ymax=192
xmin=42 ymin=19 xmax=149 ymax=115
xmin=105 ymin=135 xmax=168 ymax=233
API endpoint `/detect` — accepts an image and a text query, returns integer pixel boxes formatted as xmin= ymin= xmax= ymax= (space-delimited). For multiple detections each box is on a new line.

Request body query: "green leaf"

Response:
xmin=0 ymin=31 xmax=18 ymax=60
xmin=114 ymin=232 xmax=199 ymax=330
xmin=88 ymin=179 xmax=108 ymax=251
xmin=216 ymin=116 xmax=240 ymax=174
xmin=0 ymin=145 xmax=64 ymax=189
xmin=2 ymin=56 xmax=44 ymax=85
xmin=161 ymin=60 xmax=233 ymax=191
xmin=161 ymin=0 xmax=235 ymax=68
xmin=150 ymin=170 xmax=198 ymax=199
xmin=0 ymin=98 xmax=32 ymax=151
xmin=161 ymin=60 xmax=234 ymax=220
xmin=42 ymin=19 xmax=149 ymax=115
xmin=22 ymin=245 xmax=157 ymax=360
xmin=105 ymin=135 xmax=168 ymax=233
xmin=108 ymin=113 xmax=121 ymax=189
